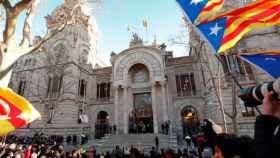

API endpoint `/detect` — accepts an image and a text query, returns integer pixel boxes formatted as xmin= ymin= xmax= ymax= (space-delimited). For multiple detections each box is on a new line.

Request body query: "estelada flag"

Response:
xmin=238 ymin=50 xmax=280 ymax=79
xmin=176 ymin=0 xmax=224 ymax=24
xmin=197 ymin=0 xmax=280 ymax=53
xmin=200 ymin=0 xmax=280 ymax=23
xmin=0 ymin=88 xmax=41 ymax=136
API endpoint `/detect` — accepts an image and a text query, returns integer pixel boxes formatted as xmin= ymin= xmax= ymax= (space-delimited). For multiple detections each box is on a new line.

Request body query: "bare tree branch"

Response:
xmin=2 ymin=0 xmax=32 ymax=46
xmin=12 ymin=0 xmax=32 ymax=17
xmin=2 ymin=0 xmax=12 ymax=11
xmin=0 ymin=22 xmax=67 ymax=80
xmin=20 ymin=0 xmax=38 ymax=46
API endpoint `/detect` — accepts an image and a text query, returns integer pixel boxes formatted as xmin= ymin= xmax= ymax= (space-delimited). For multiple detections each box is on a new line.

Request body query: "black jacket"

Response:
xmin=255 ymin=115 xmax=280 ymax=158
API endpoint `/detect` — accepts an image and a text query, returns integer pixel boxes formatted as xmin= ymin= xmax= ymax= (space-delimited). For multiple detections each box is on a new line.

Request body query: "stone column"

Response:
xmin=152 ymin=82 xmax=159 ymax=134
xmin=123 ymin=85 xmax=129 ymax=134
xmin=161 ymin=81 xmax=168 ymax=122
xmin=114 ymin=86 xmax=119 ymax=134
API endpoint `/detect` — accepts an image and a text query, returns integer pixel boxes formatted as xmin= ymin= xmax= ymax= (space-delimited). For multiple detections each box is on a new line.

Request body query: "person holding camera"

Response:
xmin=255 ymin=91 xmax=280 ymax=158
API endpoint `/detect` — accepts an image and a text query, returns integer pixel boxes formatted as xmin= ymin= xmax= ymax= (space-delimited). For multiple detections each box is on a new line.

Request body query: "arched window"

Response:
xmin=129 ymin=64 xmax=149 ymax=83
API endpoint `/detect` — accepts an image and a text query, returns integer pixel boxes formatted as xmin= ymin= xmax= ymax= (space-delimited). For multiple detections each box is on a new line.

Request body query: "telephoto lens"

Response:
xmin=239 ymin=78 xmax=280 ymax=107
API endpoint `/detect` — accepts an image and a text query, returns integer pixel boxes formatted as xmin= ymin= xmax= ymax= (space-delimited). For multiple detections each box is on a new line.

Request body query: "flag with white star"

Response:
xmin=197 ymin=17 xmax=226 ymax=52
xmin=196 ymin=0 xmax=280 ymax=53
xmin=238 ymin=51 xmax=280 ymax=79
xmin=197 ymin=11 xmax=280 ymax=53
xmin=176 ymin=0 xmax=224 ymax=24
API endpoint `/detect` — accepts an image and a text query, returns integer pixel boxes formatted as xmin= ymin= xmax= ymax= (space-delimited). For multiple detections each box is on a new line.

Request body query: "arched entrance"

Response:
xmin=95 ymin=111 xmax=111 ymax=139
xmin=181 ymin=106 xmax=200 ymax=138
xmin=128 ymin=64 xmax=154 ymax=133
xmin=129 ymin=93 xmax=153 ymax=133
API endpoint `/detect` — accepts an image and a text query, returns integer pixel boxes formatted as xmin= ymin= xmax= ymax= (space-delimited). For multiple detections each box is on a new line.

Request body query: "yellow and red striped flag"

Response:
xmin=197 ymin=0 xmax=280 ymax=53
xmin=176 ymin=0 xmax=224 ymax=24
xmin=0 ymin=88 xmax=41 ymax=136
xmin=197 ymin=0 xmax=224 ymax=23
xmin=201 ymin=0 xmax=280 ymax=23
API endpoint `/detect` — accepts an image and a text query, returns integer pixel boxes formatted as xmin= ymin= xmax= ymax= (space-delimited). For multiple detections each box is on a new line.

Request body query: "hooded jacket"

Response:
xmin=255 ymin=115 xmax=280 ymax=158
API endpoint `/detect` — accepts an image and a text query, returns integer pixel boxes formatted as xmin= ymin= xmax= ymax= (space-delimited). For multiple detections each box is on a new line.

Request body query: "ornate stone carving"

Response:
xmin=114 ymin=52 xmax=162 ymax=81
xmin=45 ymin=0 xmax=91 ymax=30
xmin=129 ymin=33 xmax=143 ymax=47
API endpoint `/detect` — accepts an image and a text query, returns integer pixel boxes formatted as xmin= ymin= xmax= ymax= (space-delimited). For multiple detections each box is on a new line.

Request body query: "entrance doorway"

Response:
xmin=181 ymin=106 xmax=200 ymax=138
xmin=129 ymin=93 xmax=153 ymax=133
xmin=95 ymin=111 xmax=111 ymax=139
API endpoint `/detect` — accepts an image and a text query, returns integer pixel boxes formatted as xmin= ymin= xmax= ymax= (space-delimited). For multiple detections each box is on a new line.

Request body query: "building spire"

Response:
xmin=152 ymin=34 xmax=157 ymax=46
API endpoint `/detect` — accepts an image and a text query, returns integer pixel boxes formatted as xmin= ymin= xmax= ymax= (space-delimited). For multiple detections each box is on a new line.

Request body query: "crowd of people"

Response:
xmin=0 ymin=92 xmax=279 ymax=158
xmin=0 ymin=136 xmax=197 ymax=158
xmin=198 ymin=91 xmax=280 ymax=158
xmin=0 ymin=143 xmax=198 ymax=158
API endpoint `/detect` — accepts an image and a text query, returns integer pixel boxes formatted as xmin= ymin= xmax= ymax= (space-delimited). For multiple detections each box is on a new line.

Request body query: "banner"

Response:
xmin=238 ymin=51 xmax=280 ymax=78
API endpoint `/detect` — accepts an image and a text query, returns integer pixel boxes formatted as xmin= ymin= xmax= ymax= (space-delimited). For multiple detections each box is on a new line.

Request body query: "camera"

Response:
xmin=238 ymin=78 xmax=280 ymax=107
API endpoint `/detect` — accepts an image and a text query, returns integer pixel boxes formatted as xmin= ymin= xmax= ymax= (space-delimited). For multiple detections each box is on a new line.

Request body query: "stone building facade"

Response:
xmin=8 ymin=0 xmax=278 ymax=146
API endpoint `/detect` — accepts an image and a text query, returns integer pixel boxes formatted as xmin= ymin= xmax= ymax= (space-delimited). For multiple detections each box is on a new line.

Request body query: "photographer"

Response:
xmin=255 ymin=91 xmax=280 ymax=158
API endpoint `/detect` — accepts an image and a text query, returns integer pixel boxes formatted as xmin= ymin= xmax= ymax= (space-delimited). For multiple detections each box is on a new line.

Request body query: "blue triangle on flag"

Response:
xmin=197 ymin=17 xmax=227 ymax=53
xmin=240 ymin=54 xmax=280 ymax=78
xmin=176 ymin=0 xmax=208 ymax=23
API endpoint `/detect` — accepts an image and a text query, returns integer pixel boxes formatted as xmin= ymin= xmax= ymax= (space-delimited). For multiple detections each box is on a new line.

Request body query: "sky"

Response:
xmin=2 ymin=0 xmax=188 ymax=65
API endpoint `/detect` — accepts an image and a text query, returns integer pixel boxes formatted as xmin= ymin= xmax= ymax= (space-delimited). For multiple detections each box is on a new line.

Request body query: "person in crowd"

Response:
xmin=105 ymin=151 xmax=111 ymax=158
xmin=87 ymin=146 xmax=95 ymax=158
xmin=201 ymin=118 xmax=223 ymax=154
xmin=166 ymin=122 xmax=170 ymax=135
xmin=201 ymin=146 xmax=212 ymax=158
xmin=124 ymin=146 xmax=130 ymax=158
xmin=177 ymin=149 xmax=182 ymax=158
xmin=213 ymin=134 xmax=254 ymax=158
xmin=112 ymin=145 xmax=123 ymax=158
xmin=113 ymin=125 xmax=117 ymax=135
xmin=161 ymin=123 xmax=165 ymax=135
xmin=149 ymin=147 xmax=159 ymax=158
xmin=182 ymin=148 xmax=189 ymax=158
xmin=154 ymin=136 xmax=159 ymax=151
xmin=255 ymin=91 xmax=280 ymax=158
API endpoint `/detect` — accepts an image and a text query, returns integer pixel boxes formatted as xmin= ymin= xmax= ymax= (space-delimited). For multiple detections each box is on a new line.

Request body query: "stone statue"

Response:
xmin=129 ymin=33 xmax=143 ymax=47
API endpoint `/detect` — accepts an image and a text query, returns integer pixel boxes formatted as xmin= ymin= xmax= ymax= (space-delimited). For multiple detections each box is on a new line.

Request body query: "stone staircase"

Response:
xmin=83 ymin=134 xmax=177 ymax=152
